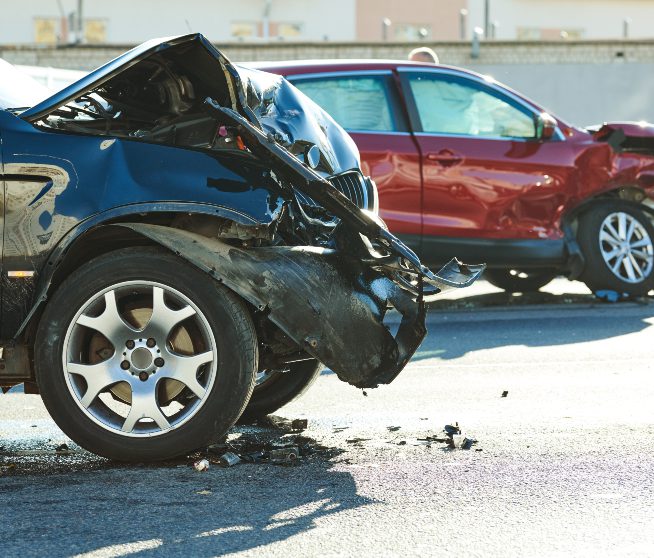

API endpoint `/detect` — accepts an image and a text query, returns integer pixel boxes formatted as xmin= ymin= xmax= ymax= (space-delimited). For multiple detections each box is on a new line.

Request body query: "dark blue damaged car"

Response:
xmin=0 ymin=34 xmax=482 ymax=461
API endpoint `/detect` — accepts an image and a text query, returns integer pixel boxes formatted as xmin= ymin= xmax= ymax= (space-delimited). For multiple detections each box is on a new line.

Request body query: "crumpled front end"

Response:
xmin=11 ymin=33 xmax=484 ymax=387
xmin=119 ymin=224 xmax=430 ymax=388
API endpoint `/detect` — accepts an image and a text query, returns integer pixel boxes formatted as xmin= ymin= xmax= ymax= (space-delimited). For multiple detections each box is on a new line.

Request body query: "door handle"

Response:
xmin=426 ymin=150 xmax=463 ymax=167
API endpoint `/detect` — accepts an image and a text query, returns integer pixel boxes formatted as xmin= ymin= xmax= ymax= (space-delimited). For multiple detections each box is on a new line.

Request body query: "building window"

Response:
xmin=34 ymin=17 xmax=59 ymax=44
xmin=517 ymin=27 xmax=584 ymax=40
xmin=85 ymin=19 xmax=107 ymax=44
xmin=276 ymin=22 xmax=303 ymax=39
xmin=231 ymin=21 xmax=258 ymax=40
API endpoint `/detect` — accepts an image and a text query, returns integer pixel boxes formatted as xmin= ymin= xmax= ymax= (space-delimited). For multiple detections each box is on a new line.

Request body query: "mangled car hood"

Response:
xmin=589 ymin=121 xmax=654 ymax=156
xmin=19 ymin=33 xmax=359 ymax=175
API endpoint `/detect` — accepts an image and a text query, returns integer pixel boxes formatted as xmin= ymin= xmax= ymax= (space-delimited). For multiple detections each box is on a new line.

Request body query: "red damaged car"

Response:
xmin=256 ymin=60 xmax=654 ymax=295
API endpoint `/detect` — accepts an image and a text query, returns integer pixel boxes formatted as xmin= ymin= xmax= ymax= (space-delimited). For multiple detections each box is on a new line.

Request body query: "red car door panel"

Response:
xmin=414 ymin=134 xmax=576 ymax=239
xmin=352 ymin=131 xmax=422 ymax=236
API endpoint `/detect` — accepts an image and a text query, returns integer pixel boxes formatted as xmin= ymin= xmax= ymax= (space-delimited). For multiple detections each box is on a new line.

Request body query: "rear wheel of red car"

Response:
xmin=577 ymin=201 xmax=654 ymax=296
xmin=35 ymin=247 xmax=258 ymax=461
xmin=484 ymin=268 xmax=558 ymax=293
xmin=238 ymin=360 xmax=322 ymax=422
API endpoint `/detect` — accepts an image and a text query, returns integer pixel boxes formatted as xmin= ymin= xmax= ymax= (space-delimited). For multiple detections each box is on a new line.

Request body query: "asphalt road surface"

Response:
xmin=2 ymin=279 xmax=654 ymax=557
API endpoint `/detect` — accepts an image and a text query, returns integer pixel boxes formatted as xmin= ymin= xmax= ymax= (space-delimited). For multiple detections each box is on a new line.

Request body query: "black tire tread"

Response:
xmin=238 ymin=360 xmax=322 ymax=422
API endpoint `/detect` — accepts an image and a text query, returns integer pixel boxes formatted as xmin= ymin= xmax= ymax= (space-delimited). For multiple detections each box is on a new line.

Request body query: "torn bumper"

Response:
xmin=119 ymin=223 xmax=483 ymax=388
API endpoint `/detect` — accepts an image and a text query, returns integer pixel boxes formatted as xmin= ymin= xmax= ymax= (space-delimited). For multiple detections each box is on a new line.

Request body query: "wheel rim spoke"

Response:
xmin=122 ymin=382 xmax=171 ymax=433
xmin=147 ymin=287 xmax=197 ymax=339
xmin=628 ymin=253 xmax=644 ymax=278
xmin=626 ymin=219 xmax=637 ymax=242
xmin=618 ymin=213 xmax=627 ymax=240
xmin=600 ymin=231 xmax=620 ymax=247
xmin=604 ymin=222 xmax=621 ymax=242
xmin=160 ymin=350 xmax=213 ymax=398
xmin=76 ymin=290 xmax=136 ymax=345
xmin=603 ymin=247 xmax=621 ymax=262
xmin=630 ymin=237 xmax=651 ymax=249
xmin=67 ymin=360 xmax=123 ymax=408
xmin=631 ymin=249 xmax=651 ymax=260
xmin=622 ymin=253 xmax=638 ymax=281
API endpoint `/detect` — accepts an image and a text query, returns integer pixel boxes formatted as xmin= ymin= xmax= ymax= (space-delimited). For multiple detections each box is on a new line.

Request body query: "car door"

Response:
xmin=289 ymin=71 xmax=423 ymax=253
xmin=399 ymin=68 xmax=577 ymax=264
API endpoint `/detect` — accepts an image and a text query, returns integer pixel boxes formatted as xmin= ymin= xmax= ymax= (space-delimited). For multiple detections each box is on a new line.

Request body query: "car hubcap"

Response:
xmin=63 ymin=281 xmax=217 ymax=437
xmin=599 ymin=212 xmax=654 ymax=284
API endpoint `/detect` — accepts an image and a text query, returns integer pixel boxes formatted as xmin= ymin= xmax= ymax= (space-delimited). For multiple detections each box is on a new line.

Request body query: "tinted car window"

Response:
xmin=292 ymin=76 xmax=399 ymax=132
xmin=408 ymin=73 xmax=536 ymax=139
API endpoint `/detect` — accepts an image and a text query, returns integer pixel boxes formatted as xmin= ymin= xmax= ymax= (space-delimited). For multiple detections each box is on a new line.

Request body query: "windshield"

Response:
xmin=0 ymin=58 xmax=52 ymax=110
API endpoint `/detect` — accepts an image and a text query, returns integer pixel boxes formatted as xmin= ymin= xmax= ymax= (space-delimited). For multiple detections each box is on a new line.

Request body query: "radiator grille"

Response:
xmin=296 ymin=170 xmax=373 ymax=211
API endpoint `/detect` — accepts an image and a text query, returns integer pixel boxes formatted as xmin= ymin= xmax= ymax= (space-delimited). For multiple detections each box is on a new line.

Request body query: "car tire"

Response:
xmin=35 ymin=247 xmax=258 ymax=461
xmin=484 ymin=268 xmax=558 ymax=293
xmin=577 ymin=202 xmax=654 ymax=296
xmin=238 ymin=360 xmax=322 ymax=423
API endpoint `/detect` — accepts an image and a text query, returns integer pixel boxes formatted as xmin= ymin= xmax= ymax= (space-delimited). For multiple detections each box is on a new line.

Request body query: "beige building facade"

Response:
xmin=356 ymin=0 xmax=467 ymax=42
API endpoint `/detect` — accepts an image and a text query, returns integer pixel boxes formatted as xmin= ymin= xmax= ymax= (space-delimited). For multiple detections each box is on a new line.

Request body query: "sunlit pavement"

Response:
xmin=2 ymin=278 xmax=654 ymax=557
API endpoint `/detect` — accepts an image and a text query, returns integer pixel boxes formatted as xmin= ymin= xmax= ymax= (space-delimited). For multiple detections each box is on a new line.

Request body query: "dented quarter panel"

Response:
xmin=0 ymin=109 xmax=286 ymax=337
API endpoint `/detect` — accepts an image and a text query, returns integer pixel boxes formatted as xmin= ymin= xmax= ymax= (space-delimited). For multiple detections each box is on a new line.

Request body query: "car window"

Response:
xmin=407 ymin=73 xmax=536 ymax=139
xmin=291 ymin=75 xmax=399 ymax=132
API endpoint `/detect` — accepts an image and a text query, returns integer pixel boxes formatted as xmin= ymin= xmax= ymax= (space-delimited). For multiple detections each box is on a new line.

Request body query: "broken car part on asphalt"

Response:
xmin=218 ymin=452 xmax=241 ymax=468
xmin=0 ymin=34 xmax=482 ymax=461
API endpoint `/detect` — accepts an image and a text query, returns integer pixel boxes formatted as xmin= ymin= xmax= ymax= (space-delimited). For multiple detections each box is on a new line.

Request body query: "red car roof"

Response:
xmin=247 ymin=59 xmax=476 ymax=78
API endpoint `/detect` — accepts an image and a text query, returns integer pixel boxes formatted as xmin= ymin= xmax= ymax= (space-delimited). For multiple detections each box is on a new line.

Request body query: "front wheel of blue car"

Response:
xmin=35 ymin=247 xmax=258 ymax=461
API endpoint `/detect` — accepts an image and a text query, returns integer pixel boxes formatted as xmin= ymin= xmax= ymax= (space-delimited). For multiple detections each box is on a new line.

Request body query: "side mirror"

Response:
xmin=536 ymin=112 xmax=558 ymax=140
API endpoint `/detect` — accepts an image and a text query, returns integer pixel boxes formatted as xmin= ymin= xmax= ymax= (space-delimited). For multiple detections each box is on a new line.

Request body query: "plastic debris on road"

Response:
xmin=412 ymin=422 xmax=478 ymax=450
xmin=218 ymin=452 xmax=241 ymax=468
xmin=193 ymin=458 xmax=210 ymax=472
xmin=269 ymin=447 xmax=300 ymax=464
xmin=190 ymin=416 xmax=340 ymax=469
xmin=595 ymin=290 xmax=629 ymax=303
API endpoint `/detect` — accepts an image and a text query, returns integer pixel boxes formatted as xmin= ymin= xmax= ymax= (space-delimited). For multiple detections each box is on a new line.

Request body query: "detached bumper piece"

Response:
xmin=120 ymin=224 xmax=483 ymax=388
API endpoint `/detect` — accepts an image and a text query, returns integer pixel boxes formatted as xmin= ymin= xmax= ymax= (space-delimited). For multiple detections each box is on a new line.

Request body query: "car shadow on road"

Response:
xmin=2 ymin=461 xmax=370 ymax=556
xmin=0 ymin=424 xmax=372 ymax=557
xmin=414 ymin=295 xmax=654 ymax=361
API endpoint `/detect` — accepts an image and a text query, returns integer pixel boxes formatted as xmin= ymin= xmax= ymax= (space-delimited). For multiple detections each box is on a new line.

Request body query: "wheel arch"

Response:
xmin=18 ymin=202 xmax=267 ymax=345
xmin=561 ymin=187 xmax=652 ymax=279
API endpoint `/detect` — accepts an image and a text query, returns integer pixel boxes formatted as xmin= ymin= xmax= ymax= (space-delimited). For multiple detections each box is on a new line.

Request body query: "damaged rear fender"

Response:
xmin=118 ymin=223 xmax=427 ymax=388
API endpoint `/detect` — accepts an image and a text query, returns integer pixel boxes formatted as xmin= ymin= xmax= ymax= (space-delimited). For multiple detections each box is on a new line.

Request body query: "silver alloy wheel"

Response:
xmin=599 ymin=212 xmax=654 ymax=283
xmin=63 ymin=281 xmax=217 ymax=437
